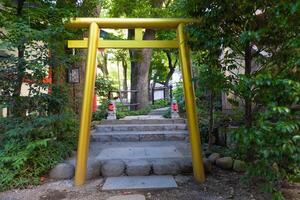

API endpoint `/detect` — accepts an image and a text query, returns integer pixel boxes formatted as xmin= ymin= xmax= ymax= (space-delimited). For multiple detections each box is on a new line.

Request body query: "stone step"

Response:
xmin=95 ymin=123 xmax=187 ymax=132
xmin=64 ymin=141 xmax=200 ymax=178
xmin=101 ymin=118 xmax=185 ymax=125
xmin=102 ymin=176 xmax=177 ymax=191
xmin=90 ymin=130 xmax=189 ymax=142
xmin=147 ymin=111 xmax=166 ymax=115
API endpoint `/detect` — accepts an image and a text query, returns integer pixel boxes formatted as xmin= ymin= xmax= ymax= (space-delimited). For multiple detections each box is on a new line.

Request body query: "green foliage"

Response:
xmin=0 ymin=112 xmax=78 ymax=191
xmin=117 ymin=106 xmax=152 ymax=119
xmin=172 ymin=82 xmax=185 ymax=114
xmin=92 ymin=101 xmax=109 ymax=121
xmin=95 ymin=75 xmax=116 ymax=101
xmin=151 ymin=99 xmax=169 ymax=109
xmin=232 ymin=76 xmax=300 ymax=197
xmin=175 ymin=0 xmax=300 ymax=197
xmin=163 ymin=108 xmax=171 ymax=118
xmin=116 ymin=99 xmax=169 ymax=119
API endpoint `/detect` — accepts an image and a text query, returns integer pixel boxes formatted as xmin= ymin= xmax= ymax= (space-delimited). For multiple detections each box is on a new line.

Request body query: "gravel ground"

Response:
xmin=1 ymin=167 xmax=298 ymax=200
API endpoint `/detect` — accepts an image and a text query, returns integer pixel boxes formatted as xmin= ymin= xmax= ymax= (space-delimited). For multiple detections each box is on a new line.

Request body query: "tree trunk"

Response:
xmin=99 ymin=53 xmax=108 ymax=76
xmin=136 ymin=29 xmax=155 ymax=109
xmin=244 ymin=41 xmax=252 ymax=128
xmin=208 ymin=91 xmax=214 ymax=150
xmin=122 ymin=57 xmax=128 ymax=99
xmin=164 ymin=51 xmax=177 ymax=100
xmin=128 ymin=29 xmax=139 ymax=110
xmin=11 ymin=0 xmax=25 ymax=117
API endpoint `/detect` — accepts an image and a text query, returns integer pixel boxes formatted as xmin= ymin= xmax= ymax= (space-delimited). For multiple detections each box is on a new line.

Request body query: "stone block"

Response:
xmin=165 ymin=134 xmax=186 ymax=141
xmin=139 ymin=134 xmax=164 ymax=141
xmin=177 ymin=158 xmax=193 ymax=174
xmin=102 ymin=176 xmax=177 ymax=190
xmin=107 ymin=194 xmax=146 ymax=200
xmin=86 ymin=160 xmax=101 ymax=180
xmin=101 ymin=160 xmax=125 ymax=177
xmin=49 ymin=163 xmax=74 ymax=180
xmin=153 ymin=160 xmax=180 ymax=175
xmin=208 ymin=153 xmax=220 ymax=164
xmin=216 ymin=157 xmax=233 ymax=170
xmin=233 ymin=160 xmax=246 ymax=172
xmin=125 ymin=160 xmax=151 ymax=176
xmin=91 ymin=135 xmax=112 ymax=142
xmin=203 ymin=158 xmax=212 ymax=173
xmin=112 ymin=135 xmax=139 ymax=142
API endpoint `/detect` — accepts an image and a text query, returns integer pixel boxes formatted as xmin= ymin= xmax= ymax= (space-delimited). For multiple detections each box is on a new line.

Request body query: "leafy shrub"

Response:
xmin=172 ymin=83 xmax=186 ymax=115
xmin=92 ymin=101 xmax=109 ymax=121
xmin=163 ymin=108 xmax=171 ymax=118
xmin=117 ymin=106 xmax=152 ymax=119
xmin=0 ymin=113 xmax=78 ymax=191
xmin=232 ymin=75 xmax=300 ymax=197
xmin=152 ymin=99 xmax=169 ymax=109
xmin=95 ymin=75 xmax=116 ymax=102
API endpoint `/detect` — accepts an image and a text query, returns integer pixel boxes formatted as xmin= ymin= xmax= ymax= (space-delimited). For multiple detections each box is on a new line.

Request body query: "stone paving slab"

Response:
xmin=89 ymin=141 xmax=191 ymax=158
xmin=102 ymin=176 xmax=177 ymax=190
xmin=102 ymin=118 xmax=185 ymax=124
xmin=96 ymin=124 xmax=187 ymax=132
xmin=121 ymin=115 xmax=165 ymax=120
xmin=92 ymin=130 xmax=188 ymax=135
xmin=91 ymin=131 xmax=189 ymax=142
xmin=96 ymin=146 xmax=184 ymax=160
xmin=106 ymin=194 xmax=146 ymax=200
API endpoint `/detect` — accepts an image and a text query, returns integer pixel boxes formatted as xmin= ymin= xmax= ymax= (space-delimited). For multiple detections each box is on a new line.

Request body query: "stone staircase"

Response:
xmin=59 ymin=112 xmax=197 ymax=186
xmin=91 ymin=118 xmax=189 ymax=142
xmin=85 ymin=116 xmax=193 ymax=178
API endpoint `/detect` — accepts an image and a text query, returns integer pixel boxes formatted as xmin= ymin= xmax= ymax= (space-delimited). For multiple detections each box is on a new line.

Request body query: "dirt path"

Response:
xmin=0 ymin=168 xmax=276 ymax=200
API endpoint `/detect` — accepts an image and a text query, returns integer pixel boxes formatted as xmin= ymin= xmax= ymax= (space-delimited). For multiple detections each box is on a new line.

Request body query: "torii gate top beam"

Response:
xmin=65 ymin=18 xmax=200 ymax=29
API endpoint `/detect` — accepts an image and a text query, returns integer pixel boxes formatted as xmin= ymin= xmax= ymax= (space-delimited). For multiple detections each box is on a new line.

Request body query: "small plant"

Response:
xmin=0 ymin=113 xmax=78 ymax=191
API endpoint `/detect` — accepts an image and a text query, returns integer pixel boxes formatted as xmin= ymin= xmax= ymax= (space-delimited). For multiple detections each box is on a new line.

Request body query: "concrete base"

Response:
xmin=102 ymin=176 xmax=177 ymax=190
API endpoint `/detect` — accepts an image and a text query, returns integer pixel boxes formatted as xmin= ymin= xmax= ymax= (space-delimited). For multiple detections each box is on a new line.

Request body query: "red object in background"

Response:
xmin=108 ymin=102 xmax=114 ymax=111
xmin=172 ymin=102 xmax=178 ymax=111
xmin=43 ymin=67 xmax=52 ymax=94
xmin=93 ymin=94 xmax=97 ymax=112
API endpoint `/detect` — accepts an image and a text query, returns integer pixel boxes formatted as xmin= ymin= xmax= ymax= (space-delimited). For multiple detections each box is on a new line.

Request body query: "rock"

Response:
xmin=233 ymin=160 xmax=246 ymax=172
xmin=203 ymin=158 xmax=212 ymax=173
xmin=49 ymin=163 xmax=74 ymax=180
xmin=216 ymin=157 xmax=233 ymax=170
xmin=126 ymin=160 xmax=151 ymax=176
xmin=208 ymin=153 xmax=220 ymax=164
xmin=153 ymin=160 xmax=180 ymax=175
xmin=86 ymin=160 xmax=101 ymax=180
xmin=101 ymin=160 xmax=125 ymax=177
xmin=177 ymin=158 xmax=193 ymax=174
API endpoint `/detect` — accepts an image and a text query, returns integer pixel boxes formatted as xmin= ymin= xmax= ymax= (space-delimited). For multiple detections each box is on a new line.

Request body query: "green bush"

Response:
xmin=92 ymin=101 xmax=109 ymax=121
xmin=232 ymin=75 xmax=300 ymax=196
xmin=151 ymin=99 xmax=169 ymax=109
xmin=0 ymin=113 xmax=78 ymax=191
xmin=117 ymin=106 xmax=152 ymax=119
xmin=163 ymin=108 xmax=171 ymax=118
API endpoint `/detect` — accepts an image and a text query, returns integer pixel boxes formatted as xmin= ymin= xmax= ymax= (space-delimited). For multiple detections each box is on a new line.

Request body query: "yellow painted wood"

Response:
xmin=135 ymin=29 xmax=143 ymax=40
xmin=68 ymin=40 xmax=178 ymax=49
xmin=64 ymin=18 xmax=200 ymax=29
xmin=74 ymin=22 xmax=99 ymax=186
xmin=177 ymin=23 xmax=205 ymax=182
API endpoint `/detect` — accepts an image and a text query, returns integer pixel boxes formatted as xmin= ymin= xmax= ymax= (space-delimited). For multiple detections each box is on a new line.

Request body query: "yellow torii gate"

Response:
xmin=65 ymin=18 xmax=205 ymax=186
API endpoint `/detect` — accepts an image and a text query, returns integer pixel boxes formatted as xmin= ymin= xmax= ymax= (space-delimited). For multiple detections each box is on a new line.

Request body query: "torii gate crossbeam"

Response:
xmin=65 ymin=18 xmax=205 ymax=186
